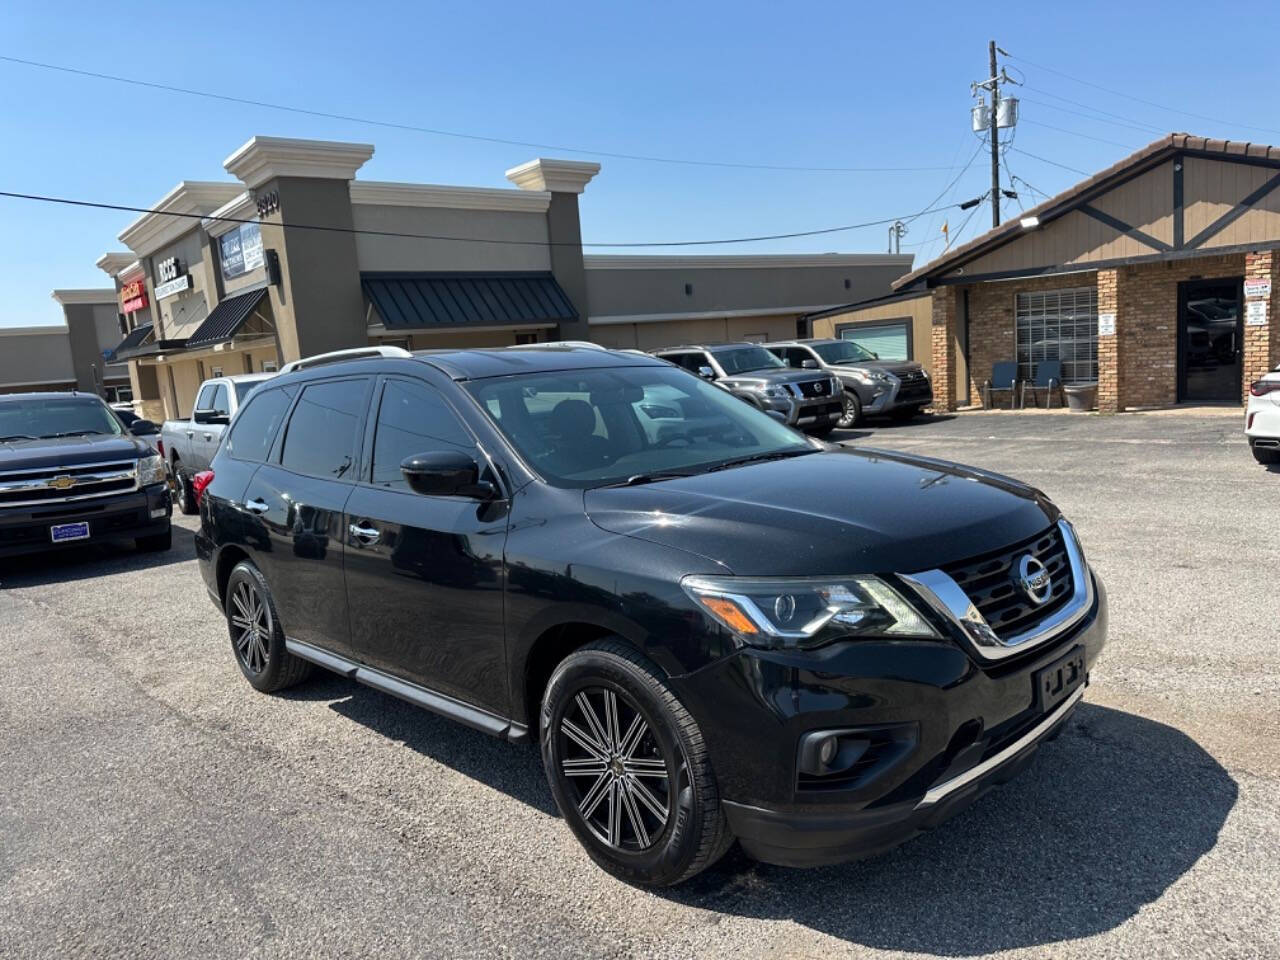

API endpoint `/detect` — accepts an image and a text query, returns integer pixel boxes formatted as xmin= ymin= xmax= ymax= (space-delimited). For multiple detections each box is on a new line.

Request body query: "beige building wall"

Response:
xmin=810 ymin=293 xmax=934 ymax=377
xmin=590 ymin=314 xmax=801 ymax=351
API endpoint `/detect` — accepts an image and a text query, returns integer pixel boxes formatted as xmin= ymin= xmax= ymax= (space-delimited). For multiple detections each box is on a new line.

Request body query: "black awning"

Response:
xmin=185 ymin=288 xmax=269 ymax=349
xmin=108 ymin=323 xmax=154 ymax=361
xmin=362 ymin=273 xmax=577 ymax=330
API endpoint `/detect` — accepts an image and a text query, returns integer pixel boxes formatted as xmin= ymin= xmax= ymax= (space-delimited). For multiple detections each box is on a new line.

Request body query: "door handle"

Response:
xmin=349 ymin=522 xmax=380 ymax=545
xmin=244 ymin=498 xmax=270 ymax=515
xmin=203 ymin=433 xmax=213 ymax=441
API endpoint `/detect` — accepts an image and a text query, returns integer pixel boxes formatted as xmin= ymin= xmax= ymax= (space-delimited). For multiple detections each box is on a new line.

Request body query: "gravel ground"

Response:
xmin=1 ymin=409 xmax=1277 ymax=959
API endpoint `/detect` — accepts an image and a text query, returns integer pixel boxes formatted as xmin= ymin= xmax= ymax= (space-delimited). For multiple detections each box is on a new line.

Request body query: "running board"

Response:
xmin=285 ymin=638 xmax=529 ymax=743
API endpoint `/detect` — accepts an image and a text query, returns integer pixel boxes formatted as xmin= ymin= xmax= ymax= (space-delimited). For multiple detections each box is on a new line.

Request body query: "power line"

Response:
xmin=0 ymin=188 xmax=965 ymax=249
xmin=1019 ymin=94 xmax=1166 ymax=135
xmin=1018 ymin=119 xmax=1139 ymax=150
xmin=1006 ymin=147 xmax=1090 ymax=177
xmin=1009 ymin=51 xmax=1280 ymax=139
xmin=0 ymin=54 xmax=958 ymax=175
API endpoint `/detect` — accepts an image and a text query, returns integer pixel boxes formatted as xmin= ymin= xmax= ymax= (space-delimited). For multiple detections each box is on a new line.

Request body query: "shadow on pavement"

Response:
xmin=662 ymin=703 xmax=1235 ymax=955
xmin=0 ymin=523 xmax=195 ymax=588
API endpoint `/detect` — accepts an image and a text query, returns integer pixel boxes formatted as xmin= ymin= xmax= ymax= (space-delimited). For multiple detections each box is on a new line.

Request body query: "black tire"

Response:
xmin=838 ymin=390 xmax=862 ymax=428
xmin=173 ymin=463 xmax=197 ymax=515
xmin=136 ymin=528 xmax=172 ymax=552
xmin=540 ymin=638 xmax=733 ymax=887
xmin=224 ymin=561 xmax=313 ymax=693
xmin=1251 ymin=442 xmax=1280 ymax=465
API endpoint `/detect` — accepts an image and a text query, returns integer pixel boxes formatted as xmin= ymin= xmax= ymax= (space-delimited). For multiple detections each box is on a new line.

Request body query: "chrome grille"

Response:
xmin=0 ymin=460 xmax=139 ymax=507
xmin=793 ymin=378 xmax=832 ymax=399
xmin=942 ymin=525 xmax=1075 ymax=639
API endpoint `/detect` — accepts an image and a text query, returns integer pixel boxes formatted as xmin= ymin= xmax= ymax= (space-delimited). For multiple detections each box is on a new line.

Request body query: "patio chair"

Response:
xmin=982 ymin=362 xmax=1022 ymax=409
xmin=1023 ymin=360 xmax=1064 ymax=409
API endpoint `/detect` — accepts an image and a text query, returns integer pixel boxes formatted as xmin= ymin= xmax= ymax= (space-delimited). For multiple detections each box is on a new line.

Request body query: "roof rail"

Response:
xmin=506 ymin=340 xmax=607 ymax=351
xmin=279 ymin=345 xmax=413 ymax=374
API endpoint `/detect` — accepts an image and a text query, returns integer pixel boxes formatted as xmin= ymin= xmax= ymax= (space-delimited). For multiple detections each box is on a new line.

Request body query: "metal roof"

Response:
xmin=107 ymin=323 xmax=154 ymax=361
xmin=185 ymin=288 xmax=269 ymax=349
xmin=363 ymin=272 xmax=576 ymax=331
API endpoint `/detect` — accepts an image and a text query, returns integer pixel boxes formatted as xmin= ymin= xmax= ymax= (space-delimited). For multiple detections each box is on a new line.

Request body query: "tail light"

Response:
xmin=1250 ymin=379 xmax=1280 ymax=397
xmin=192 ymin=470 xmax=215 ymax=506
xmin=156 ymin=438 xmax=165 ymax=458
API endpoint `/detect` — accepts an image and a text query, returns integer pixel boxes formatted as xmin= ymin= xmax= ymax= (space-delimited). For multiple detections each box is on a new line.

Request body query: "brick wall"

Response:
xmin=929 ymin=287 xmax=958 ymax=411
xmin=1243 ymin=250 xmax=1280 ymax=400
xmin=1097 ymin=269 xmax=1119 ymax=412
xmin=1116 ymin=253 xmax=1244 ymax=408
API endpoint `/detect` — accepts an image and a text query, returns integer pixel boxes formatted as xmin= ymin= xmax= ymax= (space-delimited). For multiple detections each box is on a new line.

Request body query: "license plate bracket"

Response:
xmin=1034 ymin=645 xmax=1085 ymax=713
xmin=50 ymin=521 xmax=91 ymax=543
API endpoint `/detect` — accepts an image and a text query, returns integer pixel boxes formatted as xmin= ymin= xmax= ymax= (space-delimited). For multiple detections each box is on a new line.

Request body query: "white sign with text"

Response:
xmin=1246 ymin=301 xmax=1268 ymax=326
xmin=1098 ymin=312 xmax=1116 ymax=336
xmin=1245 ymin=278 xmax=1271 ymax=299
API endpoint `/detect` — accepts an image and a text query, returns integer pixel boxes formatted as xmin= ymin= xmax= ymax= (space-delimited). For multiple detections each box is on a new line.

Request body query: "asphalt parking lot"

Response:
xmin=2 ymin=409 xmax=1277 ymax=959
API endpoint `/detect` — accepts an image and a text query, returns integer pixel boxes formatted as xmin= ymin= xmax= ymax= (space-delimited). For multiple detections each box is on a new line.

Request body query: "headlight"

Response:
xmin=852 ymin=370 xmax=891 ymax=385
xmin=681 ymin=574 xmax=940 ymax=650
xmin=137 ymin=454 xmax=165 ymax=486
xmin=749 ymin=383 xmax=790 ymax=398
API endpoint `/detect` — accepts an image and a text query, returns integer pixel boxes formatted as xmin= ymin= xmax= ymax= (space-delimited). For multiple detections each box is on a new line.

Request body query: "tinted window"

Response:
xmin=225 ymin=386 xmax=294 ymax=463
xmin=371 ymin=380 xmax=473 ymax=488
xmin=234 ymin=380 xmax=264 ymax=404
xmin=281 ymin=379 xmax=368 ymax=480
xmin=211 ymin=384 xmax=230 ymax=416
xmin=711 ymin=346 xmax=785 ymax=374
xmin=195 ymin=384 xmax=216 ymax=411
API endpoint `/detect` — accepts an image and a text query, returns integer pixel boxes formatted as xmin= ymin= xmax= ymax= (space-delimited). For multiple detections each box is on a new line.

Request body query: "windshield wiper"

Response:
xmin=0 ymin=434 xmax=37 ymax=442
xmin=40 ymin=430 xmax=106 ymax=439
xmin=703 ymin=449 xmax=816 ymax=473
xmin=597 ymin=471 xmax=697 ymax=488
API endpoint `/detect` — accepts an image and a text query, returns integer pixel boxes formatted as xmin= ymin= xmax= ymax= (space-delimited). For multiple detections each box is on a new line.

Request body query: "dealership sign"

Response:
xmin=219 ymin=222 xmax=265 ymax=281
xmin=1244 ymin=278 xmax=1271 ymax=300
xmin=119 ymin=277 xmax=148 ymax=313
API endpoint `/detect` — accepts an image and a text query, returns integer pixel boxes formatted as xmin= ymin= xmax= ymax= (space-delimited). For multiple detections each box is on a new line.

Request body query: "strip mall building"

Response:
xmin=87 ymin=135 xmax=909 ymax=421
xmin=814 ymin=134 xmax=1280 ymax=412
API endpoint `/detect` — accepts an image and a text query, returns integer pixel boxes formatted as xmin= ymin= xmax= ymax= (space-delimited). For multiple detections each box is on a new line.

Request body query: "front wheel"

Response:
xmin=540 ymin=639 xmax=733 ymax=887
xmin=224 ymin=561 xmax=313 ymax=693
xmin=837 ymin=390 xmax=862 ymax=428
xmin=173 ymin=465 xmax=197 ymax=515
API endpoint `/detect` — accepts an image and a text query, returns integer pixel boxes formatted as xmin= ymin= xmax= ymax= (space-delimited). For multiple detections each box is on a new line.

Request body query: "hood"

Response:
xmin=584 ymin=447 xmax=1055 ymax=576
xmin=0 ymin=434 xmax=149 ymax=472
xmin=719 ymin=368 xmax=831 ymax=389
xmin=828 ymin=359 xmax=924 ymax=378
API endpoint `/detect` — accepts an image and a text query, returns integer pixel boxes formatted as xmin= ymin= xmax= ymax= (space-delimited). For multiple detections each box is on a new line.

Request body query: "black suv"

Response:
xmin=767 ymin=338 xmax=933 ymax=427
xmin=650 ymin=343 xmax=842 ymax=435
xmin=196 ymin=346 xmax=1106 ymax=886
xmin=0 ymin=392 xmax=171 ymax=557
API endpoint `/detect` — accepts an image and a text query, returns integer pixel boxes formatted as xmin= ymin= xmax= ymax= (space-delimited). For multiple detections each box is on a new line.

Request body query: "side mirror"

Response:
xmin=869 ymin=352 xmax=879 ymax=360
xmin=129 ymin=419 xmax=159 ymax=437
xmin=697 ymin=365 xmax=716 ymax=380
xmin=401 ymin=450 xmax=497 ymax=500
xmin=193 ymin=408 xmax=229 ymax=426
xmin=800 ymin=358 xmax=819 ymax=369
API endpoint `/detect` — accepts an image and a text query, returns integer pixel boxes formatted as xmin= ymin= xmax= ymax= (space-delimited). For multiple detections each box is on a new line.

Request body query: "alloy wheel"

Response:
xmin=230 ymin=580 xmax=271 ymax=675
xmin=558 ymin=686 xmax=672 ymax=851
xmin=837 ymin=392 xmax=860 ymax=428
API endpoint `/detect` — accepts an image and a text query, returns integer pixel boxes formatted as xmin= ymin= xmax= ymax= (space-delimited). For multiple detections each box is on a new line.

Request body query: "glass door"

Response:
xmin=1178 ymin=278 xmax=1243 ymax=403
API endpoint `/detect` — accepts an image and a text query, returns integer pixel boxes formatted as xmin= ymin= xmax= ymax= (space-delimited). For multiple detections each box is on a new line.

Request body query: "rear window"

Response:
xmin=280 ymin=379 xmax=369 ymax=480
xmin=225 ymin=387 xmax=294 ymax=463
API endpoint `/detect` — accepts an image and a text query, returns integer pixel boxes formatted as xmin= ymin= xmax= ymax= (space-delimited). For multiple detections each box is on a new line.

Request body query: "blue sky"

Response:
xmin=4 ymin=0 xmax=1279 ymax=327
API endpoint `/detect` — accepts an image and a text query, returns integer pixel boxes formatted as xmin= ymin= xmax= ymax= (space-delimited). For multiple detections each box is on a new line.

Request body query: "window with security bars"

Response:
xmin=1015 ymin=287 xmax=1098 ymax=384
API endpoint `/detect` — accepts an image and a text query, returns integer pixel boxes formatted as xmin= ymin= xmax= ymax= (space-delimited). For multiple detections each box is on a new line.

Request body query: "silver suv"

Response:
xmin=767 ymin=338 xmax=933 ymax=427
xmin=651 ymin=343 xmax=843 ymax=436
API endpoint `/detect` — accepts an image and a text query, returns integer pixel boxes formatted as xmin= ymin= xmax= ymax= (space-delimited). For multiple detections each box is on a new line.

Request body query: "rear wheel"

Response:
xmin=224 ymin=561 xmax=313 ymax=693
xmin=173 ymin=463 xmax=197 ymax=515
xmin=1251 ymin=441 xmax=1280 ymax=465
xmin=540 ymin=639 xmax=733 ymax=887
xmin=837 ymin=390 xmax=862 ymax=428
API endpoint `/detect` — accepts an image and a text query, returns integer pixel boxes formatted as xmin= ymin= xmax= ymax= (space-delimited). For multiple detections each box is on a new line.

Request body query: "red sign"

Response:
xmin=120 ymin=277 xmax=148 ymax=314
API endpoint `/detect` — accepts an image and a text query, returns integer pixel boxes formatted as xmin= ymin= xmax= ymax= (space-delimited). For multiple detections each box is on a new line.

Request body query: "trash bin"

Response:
xmin=1063 ymin=382 xmax=1097 ymax=412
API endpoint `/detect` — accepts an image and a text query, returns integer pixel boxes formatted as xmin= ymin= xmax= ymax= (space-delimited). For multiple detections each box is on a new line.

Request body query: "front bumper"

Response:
xmin=0 ymin=483 xmax=171 ymax=558
xmin=754 ymin=394 xmax=843 ymax=427
xmin=1245 ymin=398 xmax=1280 ymax=441
xmin=669 ymin=570 xmax=1107 ymax=867
xmin=854 ymin=377 xmax=935 ymax=415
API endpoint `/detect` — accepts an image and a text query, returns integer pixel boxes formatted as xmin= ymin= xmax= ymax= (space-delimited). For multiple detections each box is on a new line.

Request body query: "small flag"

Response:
xmin=942 ymin=221 xmax=950 ymax=249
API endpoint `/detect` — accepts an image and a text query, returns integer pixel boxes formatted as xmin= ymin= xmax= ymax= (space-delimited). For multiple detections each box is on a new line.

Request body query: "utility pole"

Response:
xmin=887 ymin=220 xmax=907 ymax=254
xmin=988 ymin=40 xmax=1000 ymax=228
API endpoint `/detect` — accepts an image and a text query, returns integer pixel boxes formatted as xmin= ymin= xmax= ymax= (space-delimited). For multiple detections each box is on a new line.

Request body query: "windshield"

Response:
xmin=812 ymin=340 xmax=877 ymax=364
xmin=465 ymin=365 xmax=814 ymax=487
xmin=0 ymin=397 xmax=124 ymax=441
xmin=711 ymin=346 xmax=785 ymax=375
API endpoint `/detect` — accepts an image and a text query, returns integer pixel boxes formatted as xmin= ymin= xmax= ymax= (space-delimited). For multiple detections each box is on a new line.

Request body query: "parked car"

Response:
xmin=195 ymin=345 xmax=1106 ymax=885
xmin=766 ymin=338 xmax=933 ymax=427
xmin=161 ymin=374 xmax=274 ymax=513
xmin=0 ymin=392 xmax=171 ymax=557
xmin=1246 ymin=364 xmax=1280 ymax=464
xmin=650 ymin=342 xmax=843 ymax=435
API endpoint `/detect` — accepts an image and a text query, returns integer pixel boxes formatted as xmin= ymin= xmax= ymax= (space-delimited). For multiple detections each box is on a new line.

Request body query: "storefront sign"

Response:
xmin=1245 ymin=278 xmax=1271 ymax=299
xmin=1246 ymin=301 xmax=1268 ymax=326
xmin=154 ymin=256 xmax=190 ymax=300
xmin=157 ymin=256 xmax=182 ymax=283
xmin=119 ymin=277 xmax=148 ymax=313
xmin=155 ymin=274 xmax=191 ymax=300
xmin=219 ymin=222 xmax=265 ymax=281
xmin=255 ymin=190 xmax=280 ymax=218
xmin=1098 ymin=312 xmax=1116 ymax=336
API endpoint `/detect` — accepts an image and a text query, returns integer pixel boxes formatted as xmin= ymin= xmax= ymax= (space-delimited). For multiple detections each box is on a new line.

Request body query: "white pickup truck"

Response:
xmin=160 ymin=373 xmax=274 ymax=513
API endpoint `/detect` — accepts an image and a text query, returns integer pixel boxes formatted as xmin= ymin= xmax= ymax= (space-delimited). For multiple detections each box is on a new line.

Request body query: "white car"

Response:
xmin=1246 ymin=364 xmax=1280 ymax=464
